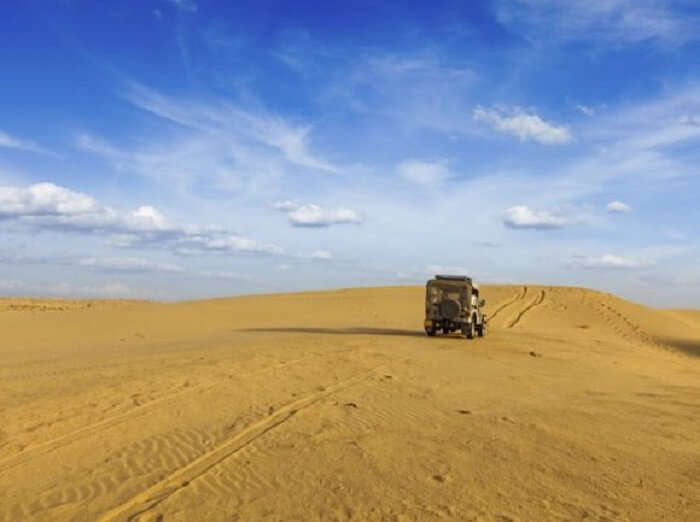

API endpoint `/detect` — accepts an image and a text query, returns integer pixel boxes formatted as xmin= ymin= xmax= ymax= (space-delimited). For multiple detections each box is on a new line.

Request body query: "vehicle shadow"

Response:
xmin=239 ymin=327 xmax=427 ymax=338
xmin=659 ymin=338 xmax=700 ymax=357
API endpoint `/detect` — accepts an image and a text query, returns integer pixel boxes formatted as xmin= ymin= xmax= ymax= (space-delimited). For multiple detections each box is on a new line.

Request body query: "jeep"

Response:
xmin=424 ymin=275 xmax=487 ymax=339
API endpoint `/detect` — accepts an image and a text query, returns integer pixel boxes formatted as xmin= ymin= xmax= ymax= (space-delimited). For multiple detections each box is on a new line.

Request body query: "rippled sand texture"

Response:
xmin=1 ymin=286 xmax=698 ymax=521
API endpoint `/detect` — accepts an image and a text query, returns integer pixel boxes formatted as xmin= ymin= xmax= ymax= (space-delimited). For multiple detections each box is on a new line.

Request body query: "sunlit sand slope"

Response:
xmin=1 ymin=286 xmax=698 ymax=521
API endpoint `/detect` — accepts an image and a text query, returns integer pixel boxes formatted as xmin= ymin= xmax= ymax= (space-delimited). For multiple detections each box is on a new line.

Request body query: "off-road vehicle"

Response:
xmin=424 ymin=275 xmax=487 ymax=339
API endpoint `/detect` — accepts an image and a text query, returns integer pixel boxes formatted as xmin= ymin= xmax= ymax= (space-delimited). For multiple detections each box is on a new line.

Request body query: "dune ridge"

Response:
xmin=1 ymin=285 xmax=698 ymax=521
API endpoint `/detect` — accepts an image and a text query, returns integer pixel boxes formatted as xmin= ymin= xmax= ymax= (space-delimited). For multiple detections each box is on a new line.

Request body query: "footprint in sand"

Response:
xmin=432 ymin=474 xmax=450 ymax=484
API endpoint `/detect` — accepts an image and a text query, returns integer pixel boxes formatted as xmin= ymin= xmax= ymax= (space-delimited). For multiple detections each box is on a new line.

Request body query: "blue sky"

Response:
xmin=1 ymin=0 xmax=699 ymax=305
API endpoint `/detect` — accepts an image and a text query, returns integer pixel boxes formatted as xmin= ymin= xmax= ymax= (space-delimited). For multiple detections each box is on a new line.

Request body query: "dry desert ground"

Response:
xmin=0 ymin=286 xmax=699 ymax=521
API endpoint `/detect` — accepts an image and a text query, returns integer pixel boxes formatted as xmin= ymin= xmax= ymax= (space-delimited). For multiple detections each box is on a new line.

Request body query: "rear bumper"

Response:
xmin=425 ymin=318 xmax=465 ymax=330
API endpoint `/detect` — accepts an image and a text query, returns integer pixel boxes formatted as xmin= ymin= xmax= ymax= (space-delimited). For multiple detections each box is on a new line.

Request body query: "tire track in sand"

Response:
xmin=508 ymin=290 xmax=546 ymax=328
xmin=0 ymin=352 xmax=330 ymax=476
xmin=487 ymin=286 xmax=528 ymax=323
xmin=97 ymin=367 xmax=383 ymax=522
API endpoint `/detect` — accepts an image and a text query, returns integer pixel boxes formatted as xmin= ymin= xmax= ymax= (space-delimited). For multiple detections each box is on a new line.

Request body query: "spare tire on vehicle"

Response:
xmin=439 ymin=299 xmax=460 ymax=319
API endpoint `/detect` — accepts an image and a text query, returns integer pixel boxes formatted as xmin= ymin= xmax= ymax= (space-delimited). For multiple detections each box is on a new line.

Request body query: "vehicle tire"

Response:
xmin=464 ymin=321 xmax=475 ymax=339
xmin=478 ymin=322 xmax=487 ymax=337
xmin=426 ymin=328 xmax=436 ymax=337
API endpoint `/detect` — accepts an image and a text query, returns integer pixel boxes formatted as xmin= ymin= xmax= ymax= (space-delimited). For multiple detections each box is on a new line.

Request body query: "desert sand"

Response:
xmin=0 ymin=285 xmax=698 ymax=521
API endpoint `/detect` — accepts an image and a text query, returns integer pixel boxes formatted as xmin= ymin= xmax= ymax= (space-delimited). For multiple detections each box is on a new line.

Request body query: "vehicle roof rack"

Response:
xmin=435 ymin=275 xmax=472 ymax=282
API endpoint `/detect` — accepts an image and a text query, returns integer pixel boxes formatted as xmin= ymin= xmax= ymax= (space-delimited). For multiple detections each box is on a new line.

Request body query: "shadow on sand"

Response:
xmin=660 ymin=338 xmax=700 ymax=357
xmin=240 ymin=327 xmax=427 ymax=339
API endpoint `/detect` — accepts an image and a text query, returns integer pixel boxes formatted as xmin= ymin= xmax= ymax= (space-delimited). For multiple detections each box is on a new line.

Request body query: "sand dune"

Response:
xmin=0 ymin=286 xmax=698 ymax=521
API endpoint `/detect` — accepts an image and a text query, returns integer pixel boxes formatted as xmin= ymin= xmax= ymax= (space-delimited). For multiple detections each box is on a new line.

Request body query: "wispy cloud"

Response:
xmin=0 ymin=279 xmax=133 ymax=298
xmin=0 ymin=279 xmax=23 ymax=291
xmin=426 ymin=264 xmax=470 ymax=276
xmin=198 ymin=270 xmax=250 ymax=281
xmin=665 ymin=229 xmax=687 ymax=241
xmin=473 ymin=106 xmax=572 ymax=144
xmin=272 ymin=200 xmax=300 ymax=212
xmin=576 ymin=104 xmax=595 ymax=117
xmin=311 ymin=249 xmax=333 ymax=260
xmin=473 ymin=241 xmax=502 ymax=248
xmin=503 ymin=206 xmax=568 ymax=229
xmin=570 ymin=254 xmax=648 ymax=269
xmin=165 ymin=0 xmax=197 ymax=13
xmin=0 ymin=130 xmax=52 ymax=155
xmin=77 ymin=132 xmax=285 ymax=200
xmin=496 ymin=0 xmax=700 ymax=46
xmin=335 ymin=53 xmax=478 ymax=135
xmin=122 ymin=83 xmax=341 ymax=175
xmin=78 ymin=257 xmax=184 ymax=273
xmin=397 ymin=160 xmax=448 ymax=185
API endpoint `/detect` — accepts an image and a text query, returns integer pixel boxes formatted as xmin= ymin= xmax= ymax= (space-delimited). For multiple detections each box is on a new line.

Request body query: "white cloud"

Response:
xmin=198 ymin=236 xmax=284 ymax=255
xmin=272 ymin=200 xmax=300 ymax=212
xmin=576 ymin=104 xmax=595 ymax=117
xmin=275 ymin=202 xmax=362 ymax=227
xmin=607 ymin=200 xmax=631 ymax=213
xmin=311 ymin=249 xmax=333 ymax=260
xmin=0 ymin=182 xmax=172 ymax=234
xmin=79 ymin=257 xmax=184 ymax=273
xmin=0 ymin=130 xmax=51 ymax=155
xmin=0 ymin=182 xmax=283 ymax=257
xmin=125 ymin=206 xmax=169 ymax=230
xmin=571 ymin=254 xmax=648 ymax=269
xmin=0 ymin=182 xmax=100 ymax=217
xmin=289 ymin=205 xmax=361 ymax=227
xmin=503 ymin=206 xmax=568 ymax=229
xmin=397 ymin=160 xmax=448 ymax=185
xmin=473 ymin=106 xmax=572 ymax=144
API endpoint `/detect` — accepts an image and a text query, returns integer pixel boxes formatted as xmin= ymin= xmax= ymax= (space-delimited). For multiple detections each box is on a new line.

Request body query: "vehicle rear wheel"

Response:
xmin=478 ymin=322 xmax=487 ymax=337
xmin=463 ymin=321 xmax=475 ymax=339
xmin=426 ymin=328 xmax=436 ymax=337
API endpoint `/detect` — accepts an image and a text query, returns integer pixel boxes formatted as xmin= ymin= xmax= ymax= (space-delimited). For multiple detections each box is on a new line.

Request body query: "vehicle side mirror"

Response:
xmin=479 ymin=299 xmax=486 ymax=307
